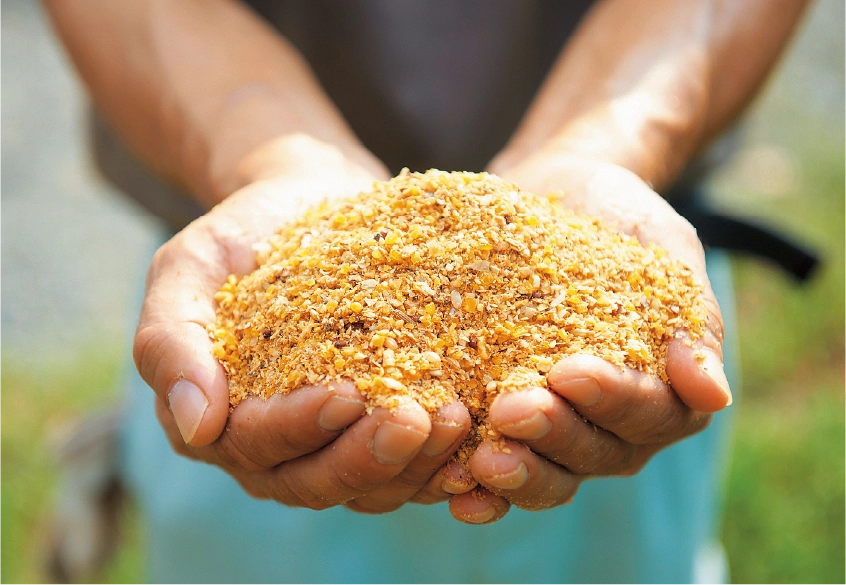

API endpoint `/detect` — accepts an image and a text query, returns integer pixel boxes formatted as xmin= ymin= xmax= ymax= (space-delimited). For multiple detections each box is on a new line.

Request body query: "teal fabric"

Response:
xmin=121 ymin=250 xmax=738 ymax=584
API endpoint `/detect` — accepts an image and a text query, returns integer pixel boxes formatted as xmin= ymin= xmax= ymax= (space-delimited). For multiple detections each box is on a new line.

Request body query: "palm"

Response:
xmin=135 ymin=141 xmax=470 ymax=514
xmin=444 ymin=152 xmax=732 ymax=524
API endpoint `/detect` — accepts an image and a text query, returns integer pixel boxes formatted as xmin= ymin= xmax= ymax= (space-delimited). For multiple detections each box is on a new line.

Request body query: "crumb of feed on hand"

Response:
xmin=211 ymin=169 xmax=708 ymax=470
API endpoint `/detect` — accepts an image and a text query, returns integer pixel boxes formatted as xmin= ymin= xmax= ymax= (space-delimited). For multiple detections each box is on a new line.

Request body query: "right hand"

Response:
xmin=438 ymin=151 xmax=732 ymax=524
xmin=134 ymin=135 xmax=471 ymax=512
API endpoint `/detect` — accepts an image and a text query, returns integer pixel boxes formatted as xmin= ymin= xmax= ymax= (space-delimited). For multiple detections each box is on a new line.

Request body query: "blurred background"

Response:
xmin=2 ymin=1 xmax=843 ymax=582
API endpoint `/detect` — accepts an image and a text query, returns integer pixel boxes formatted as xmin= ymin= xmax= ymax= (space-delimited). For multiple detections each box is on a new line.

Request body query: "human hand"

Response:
xmin=440 ymin=151 xmax=732 ymax=523
xmin=134 ymin=135 xmax=471 ymax=512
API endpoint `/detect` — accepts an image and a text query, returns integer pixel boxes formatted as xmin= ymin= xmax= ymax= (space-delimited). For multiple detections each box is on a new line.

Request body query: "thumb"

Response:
xmin=667 ymin=287 xmax=733 ymax=413
xmin=133 ymin=225 xmax=232 ymax=447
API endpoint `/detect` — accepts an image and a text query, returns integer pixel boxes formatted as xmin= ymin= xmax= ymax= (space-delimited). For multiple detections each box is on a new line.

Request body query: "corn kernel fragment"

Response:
xmin=213 ymin=170 xmax=707 ymax=473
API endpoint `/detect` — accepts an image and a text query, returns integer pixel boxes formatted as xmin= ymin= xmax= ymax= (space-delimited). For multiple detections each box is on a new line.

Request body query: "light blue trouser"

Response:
xmin=121 ymin=250 xmax=738 ymax=584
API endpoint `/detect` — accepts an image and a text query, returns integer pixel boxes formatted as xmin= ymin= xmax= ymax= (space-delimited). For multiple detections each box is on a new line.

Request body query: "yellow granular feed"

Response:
xmin=212 ymin=169 xmax=707 ymax=462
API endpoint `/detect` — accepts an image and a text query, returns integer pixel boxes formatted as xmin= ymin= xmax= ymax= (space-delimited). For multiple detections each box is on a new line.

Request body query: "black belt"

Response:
xmin=672 ymin=189 xmax=820 ymax=282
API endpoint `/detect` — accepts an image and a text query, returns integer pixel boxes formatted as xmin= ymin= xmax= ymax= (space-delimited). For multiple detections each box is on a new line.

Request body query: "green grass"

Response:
xmin=723 ymin=385 xmax=844 ymax=583
xmin=1 ymin=115 xmax=842 ymax=585
xmin=1 ymin=349 xmax=147 ymax=583
xmin=717 ymin=123 xmax=845 ymax=582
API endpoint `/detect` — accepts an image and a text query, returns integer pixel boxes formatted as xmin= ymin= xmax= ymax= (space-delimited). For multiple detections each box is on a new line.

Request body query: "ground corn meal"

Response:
xmin=212 ymin=169 xmax=707 ymax=462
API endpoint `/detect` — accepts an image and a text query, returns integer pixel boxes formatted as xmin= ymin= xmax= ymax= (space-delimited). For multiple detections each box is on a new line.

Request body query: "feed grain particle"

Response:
xmin=212 ymin=170 xmax=707 ymax=464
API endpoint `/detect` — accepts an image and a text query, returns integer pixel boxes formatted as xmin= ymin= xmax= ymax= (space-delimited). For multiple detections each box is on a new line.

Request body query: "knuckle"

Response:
xmin=707 ymin=317 xmax=725 ymax=347
xmin=508 ymin=465 xmax=578 ymax=511
xmin=410 ymin=488 xmax=449 ymax=505
xmin=617 ymin=460 xmax=647 ymax=476
xmin=703 ymin=295 xmax=723 ymax=323
xmin=624 ymin=400 xmax=688 ymax=445
xmin=514 ymin=480 xmax=578 ymax=512
xmin=514 ymin=500 xmax=551 ymax=512
xmin=545 ymin=413 xmax=582 ymax=455
xmin=285 ymin=492 xmax=334 ymax=511
xmin=232 ymin=398 xmax=323 ymax=461
xmin=345 ymin=497 xmax=404 ymax=515
xmin=548 ymin=476 xmax=581 ymax=507
xmin=394 ymin=465 xmax=437 ymax=488
xmin=594 ymin=399 xmax=640 ymax=433
xmin=236 ymin=476 xmax=271 ymax=501
xmin=568 ymin=442 xmax=633 ymax=476
xmin=329 ymin=464 xmax=381 ymax=496
xmin=272 ymin=472 xmax=332 ymax=510
xmin=686 ymin=412 xmax=713 ymax=438
xmin=214 ymin=431 xmax=272 ymax=473
xmin=566 ymin=479 xmax=581 ymax=502
xmin=617 ymin=447 xmax=658 ymax=476
xmin=702 ymin=297 xmax=725 ymax=343
xmin=273 ymin=430 xmax=321 ymax=458
xmin=132 ymin=324 xmax=167 ymax=384
xmin=619 ymin=451 xmax=651 ymax=475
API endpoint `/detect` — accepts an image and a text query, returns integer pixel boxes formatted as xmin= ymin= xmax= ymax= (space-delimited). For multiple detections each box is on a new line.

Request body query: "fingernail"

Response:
xmin=442 ymin=463 xmax=477 ymax=494
xmin=556 ymin=377 xmax=601 ymax=407
xmin=499 ymin=410 xmax=552 ymax=441
xmin=317 ymin=395 xmax=365 ymax=432
xmin=463 ymin=506 xmax=496 ymax=524
xmin=485 ymin=462 xmax=529 ymax=490
xmin=168 ymin=379 xmax=208 ymax=444
xmin=421 ymin=420 xmax=463 ymax=457
xmin=442 ymin=476 xmax=477 ymax=494
xmin=371 ymin=421 xmax=427 ymax=464
xmin=701 ymin=350 xmax=733 ymax=406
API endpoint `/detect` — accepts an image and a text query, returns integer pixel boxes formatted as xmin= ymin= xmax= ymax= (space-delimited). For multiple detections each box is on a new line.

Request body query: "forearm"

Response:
xmin=491 ymin=0 xmax=810 ymax=191
xmin=45 ymin=0 xmax=385 ymax=207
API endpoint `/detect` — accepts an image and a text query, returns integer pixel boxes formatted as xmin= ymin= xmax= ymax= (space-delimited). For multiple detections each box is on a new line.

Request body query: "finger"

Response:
xmin=448 ymin=487 xmax=511 ymax=525
xmin=667 ymin=338 xmax=732 ymax=413
xmin=133 ymin=224 xmax=235 ymax=447
xmin=489 ymin=387 xmax=649 ymax=475
xmin=345 ymin=401 xmax=471 ymax=513
xmin=593 ymin=180 xmax=732 ymax=413
xmin=245 ymin=402 xmax=432 ymax=510
xmin=134 ymin=161 xmax=383 ymax=450
xmin=133 ymin=181 xmax=344 ymax=449
xmin=602 ymin=190 xmax=732 ymax=413
xmin=214 ymin=380 xmax=366 ymax=471
xmin=412 ymin=459 xmax=478 ymax=504
xmin=547 ymin=354 xmax=711 ymax=445
xmin=155 ymin=395 xmax=197 ymax=460
xmin=469 ymin=441 xmax=581 ymax=511
xmin=667 ymin=290 xmax=733 ymax=412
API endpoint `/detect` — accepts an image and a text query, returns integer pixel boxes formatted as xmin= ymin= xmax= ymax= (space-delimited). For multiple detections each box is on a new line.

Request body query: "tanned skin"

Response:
xmin=46 ymin=0 xmax=808 ymax=523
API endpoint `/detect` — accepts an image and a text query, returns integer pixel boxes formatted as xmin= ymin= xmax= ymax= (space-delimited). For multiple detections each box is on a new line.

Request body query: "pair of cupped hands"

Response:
xmin=134 ymin=135 xmax=732 ymax=525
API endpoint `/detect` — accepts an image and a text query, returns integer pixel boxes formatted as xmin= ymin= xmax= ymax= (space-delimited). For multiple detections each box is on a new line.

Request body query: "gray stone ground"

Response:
xmin=2 ymin=0 xmax=843 ymax=363
xmin=3 ymin=0 xmax=161 ymax=364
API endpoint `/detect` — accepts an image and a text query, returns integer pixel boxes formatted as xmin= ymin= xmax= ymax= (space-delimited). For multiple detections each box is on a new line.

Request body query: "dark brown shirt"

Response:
xmin=94 ymin=0 xmax=594 ymax=231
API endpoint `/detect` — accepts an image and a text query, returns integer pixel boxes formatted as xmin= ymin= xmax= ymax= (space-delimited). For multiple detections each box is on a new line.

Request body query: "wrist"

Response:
xmin=201 ymin=134 xmax=389 ymax=245
xmin=197 ymin=85 xmax=389 ymax=206
xmin=492 ymin=112 xmax=702 ymax=194
xmin=205 ymin=132 xmax=388 ymax=208
xmin=492 ymin=67 xmax=708 ymax=192
xmin=234 ymin=134 xmax=387 ymax=187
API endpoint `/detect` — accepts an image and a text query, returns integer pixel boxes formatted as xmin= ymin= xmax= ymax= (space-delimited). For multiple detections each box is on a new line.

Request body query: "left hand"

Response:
xmin=134 ymin=135 xmax=472 ymax=514
xmin=438 ymin=151 xmax=732 ymax=524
